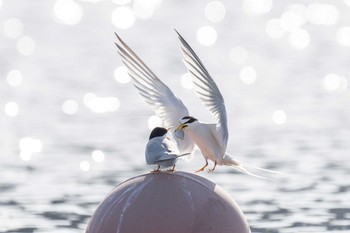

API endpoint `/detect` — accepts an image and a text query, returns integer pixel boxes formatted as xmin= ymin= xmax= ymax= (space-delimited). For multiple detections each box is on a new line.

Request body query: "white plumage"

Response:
xmin=115 ymin=31 xmax=277 ymax=178
xmin=145 ymin=127 xmax=185 ymax=171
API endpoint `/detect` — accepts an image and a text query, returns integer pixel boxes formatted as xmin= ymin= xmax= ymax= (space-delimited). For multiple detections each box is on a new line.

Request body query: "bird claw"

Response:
xmin=195 ymin=161 xmax=209 ymax=173
xmin=167 ymin=165 xmax=176 ymax=172
xmin=152 ymin=165 xmax=161 ymax=173
xmin=195 ymin=168 xmax=205 ymax=173
xmin=208 ymin=162 xmax=217 ymax=173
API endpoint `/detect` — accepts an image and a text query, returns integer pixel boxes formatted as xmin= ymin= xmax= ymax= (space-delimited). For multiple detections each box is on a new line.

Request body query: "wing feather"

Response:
xmin=115 ymin=34 xmax=187 ymax=127
xmin=176 ymin=30 xmax=228 ymax=152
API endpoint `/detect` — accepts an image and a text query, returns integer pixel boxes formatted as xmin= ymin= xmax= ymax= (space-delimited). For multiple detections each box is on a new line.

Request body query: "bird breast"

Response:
xmin=145 ymin=137 xmax=167 ymax=164
xmin=185 ymin=122 xmax=222 ymax=160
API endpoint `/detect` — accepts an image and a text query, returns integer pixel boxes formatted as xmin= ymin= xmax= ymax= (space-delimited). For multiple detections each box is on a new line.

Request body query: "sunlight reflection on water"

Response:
xmin=1 ymin=0 xmax=350 ymax=233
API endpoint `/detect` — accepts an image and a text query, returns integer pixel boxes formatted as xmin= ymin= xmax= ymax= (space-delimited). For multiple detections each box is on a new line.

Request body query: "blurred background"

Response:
xmin=0 ymin=0 xmax=349 ymax=232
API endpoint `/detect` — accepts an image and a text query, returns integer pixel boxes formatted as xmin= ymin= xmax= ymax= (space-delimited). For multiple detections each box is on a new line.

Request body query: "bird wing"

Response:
xmin=162 ymin=137 xmax=179 ymax=154
xmin=115 ymin=33 xmax=195 ymax=157
xmin=115 ymin=33 xmax=188 ymax=128
xmin=176 ymin=31 xmax=228 ymax=152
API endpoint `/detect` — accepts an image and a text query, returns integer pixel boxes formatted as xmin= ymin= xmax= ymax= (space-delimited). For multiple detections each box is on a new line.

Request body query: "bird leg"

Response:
xmin=167 ymin=165 xmax=176 ymax=172
xmin=152 ymin=165 xmax=161 ymax=173
xmin=208 ymin=161 xmax=217 ymax=173
xmin=195 ymin=160 xmax=208 ymax=173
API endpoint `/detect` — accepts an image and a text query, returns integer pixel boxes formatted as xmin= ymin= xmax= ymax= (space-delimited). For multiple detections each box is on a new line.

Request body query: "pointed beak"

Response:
xmin=175 ymin=123 xmax=185 ymax=132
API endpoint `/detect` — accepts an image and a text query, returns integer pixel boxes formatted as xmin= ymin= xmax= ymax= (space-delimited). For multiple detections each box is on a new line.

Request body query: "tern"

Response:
xmin=174 ymin=32 xmax=279 ymax=178
xmin=115 ymin=31 xmax=275 ymax=178
xmin=146 ymin=127 xmax=187 ymax=172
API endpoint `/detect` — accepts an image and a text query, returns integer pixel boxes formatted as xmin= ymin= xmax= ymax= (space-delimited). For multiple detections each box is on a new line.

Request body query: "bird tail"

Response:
xmin=176 ymin=153 xmax=191 ymax=158
xmin=222 ymin=154 xmax=278 ymax=181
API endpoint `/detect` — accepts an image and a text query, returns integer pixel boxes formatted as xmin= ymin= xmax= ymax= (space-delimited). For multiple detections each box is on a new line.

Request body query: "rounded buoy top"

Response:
xmin=86 ymin=171 xmax=251 ymax=233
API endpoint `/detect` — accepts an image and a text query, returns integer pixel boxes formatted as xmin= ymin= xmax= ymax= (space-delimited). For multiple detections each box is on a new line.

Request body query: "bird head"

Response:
xmin=149 ymin=127 xmax=168 ymax=140
xmin=175 ymin=116 xmax=198 ymax=131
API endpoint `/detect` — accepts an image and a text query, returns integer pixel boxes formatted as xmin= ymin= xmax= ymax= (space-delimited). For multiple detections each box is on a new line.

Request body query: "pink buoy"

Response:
xmin=85 ymin=171 xmax=251 ymax=233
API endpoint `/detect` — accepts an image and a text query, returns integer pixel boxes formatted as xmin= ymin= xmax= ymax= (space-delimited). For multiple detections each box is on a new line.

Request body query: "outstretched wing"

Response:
xmin=176 ymin=30 xmax=228 ymax=152
xmin=115 ymin=33 xmax=195 ymax=157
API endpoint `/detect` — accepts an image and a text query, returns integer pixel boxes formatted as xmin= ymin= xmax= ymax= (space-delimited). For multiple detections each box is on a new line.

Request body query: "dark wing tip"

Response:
xmin=114 ymin=32 xmax=124 ymax=45
xmin=174 ymin=28 xmax=180 ymax=36
xmin=174 ymin=29 xmax=186 ymax=42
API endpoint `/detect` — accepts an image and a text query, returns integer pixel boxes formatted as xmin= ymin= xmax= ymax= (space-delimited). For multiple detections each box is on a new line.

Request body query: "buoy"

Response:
xmin=85 ymin=171 xmax=251 ymax=233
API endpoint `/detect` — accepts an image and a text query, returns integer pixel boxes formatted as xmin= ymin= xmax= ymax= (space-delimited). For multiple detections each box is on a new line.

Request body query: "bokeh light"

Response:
xmin=180 ymin=73 xmax=194 ymax=89
xmin=80 ymin=0 xmax=101 ymax=3
xmin=272 ymin=110 xmax=287 ymax=125
xmin=323 ymin=73 xmax=348 ymax=92
xmin=288 ymin=29 xmax=310 ymax=50
xmin=114 ymin=0 xmax=132 ymax=5
xmin=280 ymin=8 xmax=307 ymax=32
xmin=196 ymin=26 xmax=217 ymax=46
xmin=5 ymin=102 xmax=19 ymax=117
xmin=7 ymin=70 xmax=23 ymax=87
xmin=307 ymin=3 xmax=338 ymax=26
xmin=230 ymin=46 xmax=248 ymax=64
xmin=265 ymin=18 xmax=284 ymax=39
xmin=17 ymin=36 xmax=35 ymax=55
xmin=19 ymin=137 xmax=43 ymax=161
xmin=20 ymin=151 xmax=32 ymax=161
xmin=239 ymin=66 xmax=256 ymax=85
xmin=133 ymin=0 xmax=162 ymax=20
xmin=336 ymin=27 xmax=350 ymax=47
xmin=288 ymin=4 xmax=308 ymax=22
xmin=80 ymin=160 xmax=90 ymax=171
xmin=1 ymin=18 xmax=23 ymax=39
xmin=19 ymin=137 xmax=43 ymax=153
xmin=204 ymin=1 xmax=226 ymax=23
xmin=83 ymin=93 xmax=120 ymax=113
xmin=53 ymin=0 xmax=83 ymax=25
xmin=148 ymin=115 xmax=162 ymax=129
xmin=62 ymin=99 xmax=79 ymax=115
xmin=113 ymin=0 xmax=131 ymax=5
xmin=92 ymin=150 xmax=105 ymax=162
xmin=114 ymin=66 xmax=131 ymax=83
xmin=242 ymin=0 xmax=273 ymax=16
xmin=111 ymin=6 xmax=135 ymax=29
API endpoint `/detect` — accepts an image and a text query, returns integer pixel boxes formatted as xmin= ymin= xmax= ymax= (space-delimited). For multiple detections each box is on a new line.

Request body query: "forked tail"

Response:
xmin=222 ymin=154 xmax=278 ymax=181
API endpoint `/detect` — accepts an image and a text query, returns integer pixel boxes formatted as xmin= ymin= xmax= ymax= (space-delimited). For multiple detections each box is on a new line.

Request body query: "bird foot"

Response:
xmin=207 ymin=162 xmax=217 ymax=173
xmin=195 ymin=168 xmax=205 ymax=173
xmin=195 ymin=161 xmax=209 ymax=173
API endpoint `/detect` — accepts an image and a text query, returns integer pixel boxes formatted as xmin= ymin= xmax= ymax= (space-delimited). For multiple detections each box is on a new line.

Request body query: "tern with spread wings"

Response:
xmin=115 ymin=31 xmax=275 ymax=178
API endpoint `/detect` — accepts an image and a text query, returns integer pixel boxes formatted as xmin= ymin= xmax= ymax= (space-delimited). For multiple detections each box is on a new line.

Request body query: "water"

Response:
xmin=1 ymin=0 xmax=350 ymax=232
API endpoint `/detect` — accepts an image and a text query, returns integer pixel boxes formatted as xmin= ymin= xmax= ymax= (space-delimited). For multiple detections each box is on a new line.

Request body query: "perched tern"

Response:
xmin=115 ymin=32 xmax=275 ymax=178
xmin=146 ymin=127 xmax=187 ymax=172
xmin=174 ymin=31 xmax=278 ymax=178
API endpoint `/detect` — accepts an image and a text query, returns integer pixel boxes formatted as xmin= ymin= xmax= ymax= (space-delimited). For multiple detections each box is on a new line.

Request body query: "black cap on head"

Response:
xmin=180 ymin=116 xmax=198 ymax=124
xmin=149 ymin=127 xmax=168 ymax=140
